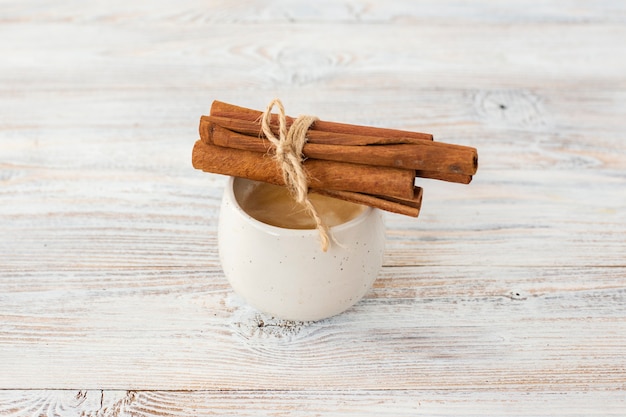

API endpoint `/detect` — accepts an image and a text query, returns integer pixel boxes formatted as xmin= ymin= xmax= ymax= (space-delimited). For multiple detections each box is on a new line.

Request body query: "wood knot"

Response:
xmin=507 ymin=290 xmax=527 ymax=301
xmin=472 ymin=89 xmax=546 ymax=129
xmin=228 ymin=296 xmax=316 ymax=342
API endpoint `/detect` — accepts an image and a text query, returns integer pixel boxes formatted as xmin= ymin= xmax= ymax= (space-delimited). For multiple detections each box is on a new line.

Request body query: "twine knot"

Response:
xmin=261 ymin=99 xmax=332 ymax=251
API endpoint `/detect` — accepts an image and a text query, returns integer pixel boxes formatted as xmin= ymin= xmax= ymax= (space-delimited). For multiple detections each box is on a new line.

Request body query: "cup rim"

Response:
xmin=225 ymin=176 xmax=374 ymax=236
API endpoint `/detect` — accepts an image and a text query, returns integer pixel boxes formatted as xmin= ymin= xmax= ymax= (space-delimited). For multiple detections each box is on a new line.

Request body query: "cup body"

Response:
xmin=218 ymin=177 xmax=385 ymax=321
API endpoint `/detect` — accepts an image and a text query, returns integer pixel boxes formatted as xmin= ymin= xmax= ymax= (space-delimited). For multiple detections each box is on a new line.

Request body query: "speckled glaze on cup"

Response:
xmin=218 ymin=177 xmax=385 ymax=321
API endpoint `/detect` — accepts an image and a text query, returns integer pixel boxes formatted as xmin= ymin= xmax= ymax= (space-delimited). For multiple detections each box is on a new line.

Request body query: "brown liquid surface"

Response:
xmin=239 ymin=182 xmax=365 ymax=229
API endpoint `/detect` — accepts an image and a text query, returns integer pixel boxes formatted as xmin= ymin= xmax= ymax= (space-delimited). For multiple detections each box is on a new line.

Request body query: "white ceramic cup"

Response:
xmin=218 ymin=177 xmax=385 ymax=321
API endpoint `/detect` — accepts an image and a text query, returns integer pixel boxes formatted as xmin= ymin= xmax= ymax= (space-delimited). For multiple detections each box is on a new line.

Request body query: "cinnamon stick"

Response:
xmin=206 ymin=122 xmax=478 ymax=176
xmin=202 ymin=115 xmax=428 ymax=146
xmin=210 ymin=100 xmax=434 ymax=143
xmin=312 ymin=187 xmax=423 ymax=217
xmin=415 ymin=170 xmax=472 ymax=184
xmin=192 ymin=140 xmax=417 ymax=200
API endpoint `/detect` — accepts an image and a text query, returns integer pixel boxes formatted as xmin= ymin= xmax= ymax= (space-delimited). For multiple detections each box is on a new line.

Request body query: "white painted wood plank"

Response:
xmin=1 ymin=86 xmax=625 ymax=170
xmin=2 ymin=0 xmax=625 ymax=24
xmin=2 ymin=167 xmax=624 ymax=269
xmin=1 ymin=265 xmax=624 ymax=390
xmin=0 ymin=389 xmax=625 ymax=417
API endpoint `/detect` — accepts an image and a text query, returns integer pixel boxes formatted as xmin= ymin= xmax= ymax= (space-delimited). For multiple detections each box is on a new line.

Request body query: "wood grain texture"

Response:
xmin=1 ymin=390 xmax=625 ymax=417
xmin=1 ymin=264 xmax=625 ymax=390
xmin=1 ymin=0 xmax=625 ymax=415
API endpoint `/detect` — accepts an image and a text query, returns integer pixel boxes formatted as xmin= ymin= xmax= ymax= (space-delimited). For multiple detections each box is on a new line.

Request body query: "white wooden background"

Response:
xmin=1 ymin=1 xmax=625 ymax=415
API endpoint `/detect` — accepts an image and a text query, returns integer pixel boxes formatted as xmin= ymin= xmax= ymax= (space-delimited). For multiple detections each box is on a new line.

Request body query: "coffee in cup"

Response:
xmin=236 ymin=181 xmax=365 ymax=230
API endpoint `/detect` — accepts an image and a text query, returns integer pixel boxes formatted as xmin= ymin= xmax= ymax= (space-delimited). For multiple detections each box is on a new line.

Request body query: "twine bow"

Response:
xmin=260 ymin=99 xmax=332 ymax=251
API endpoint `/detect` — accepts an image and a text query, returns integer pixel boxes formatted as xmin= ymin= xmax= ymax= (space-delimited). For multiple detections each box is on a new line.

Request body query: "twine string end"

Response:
xmin=260 ymin=100 xmax=332 ymax=251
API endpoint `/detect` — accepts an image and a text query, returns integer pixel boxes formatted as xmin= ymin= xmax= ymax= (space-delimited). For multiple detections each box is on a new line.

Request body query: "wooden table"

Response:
xmin=1 ymin=1 xmax=625 ymax=415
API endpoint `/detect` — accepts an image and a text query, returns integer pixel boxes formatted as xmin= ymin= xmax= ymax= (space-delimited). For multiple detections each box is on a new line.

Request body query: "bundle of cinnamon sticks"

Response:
xmin=192 ymin=100 xmax=478 ymax=217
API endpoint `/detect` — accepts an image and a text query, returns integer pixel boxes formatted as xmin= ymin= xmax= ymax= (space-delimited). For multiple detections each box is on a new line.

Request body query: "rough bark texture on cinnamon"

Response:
xmin=202 ymin=115 xmax=431 ymax=146
xmin=209 ymin=101 xmax=435 ymax=142
xmin=312 ymin=188 xmax=423 ymax=218
xmin=205 ymin=121 xmax=477 ymax=176
xmin=192 ymin=140 xmax=416 ymax=200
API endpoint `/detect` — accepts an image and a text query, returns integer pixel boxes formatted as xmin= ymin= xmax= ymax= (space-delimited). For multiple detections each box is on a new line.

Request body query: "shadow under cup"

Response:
xmin=218 ymin=177 xmax=386 ymax=321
